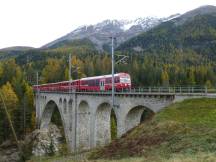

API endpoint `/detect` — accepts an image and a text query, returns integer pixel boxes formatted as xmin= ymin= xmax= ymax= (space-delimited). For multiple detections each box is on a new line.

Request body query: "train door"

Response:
xmin=100 ymin=79 xmax=105 ymax=91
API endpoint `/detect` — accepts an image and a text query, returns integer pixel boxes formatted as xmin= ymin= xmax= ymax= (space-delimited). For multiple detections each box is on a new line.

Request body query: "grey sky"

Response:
xmin=0 ymin=0 xmax=216 ymax=49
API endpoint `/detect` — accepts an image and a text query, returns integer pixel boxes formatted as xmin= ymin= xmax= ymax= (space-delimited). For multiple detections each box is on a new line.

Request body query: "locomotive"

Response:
xmin=33 ymin=72 xmax=131 ymax=92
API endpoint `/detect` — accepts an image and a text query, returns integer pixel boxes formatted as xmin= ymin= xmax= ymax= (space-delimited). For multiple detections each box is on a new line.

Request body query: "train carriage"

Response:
xmin=33 ymin=73 xmax=131 ymax=92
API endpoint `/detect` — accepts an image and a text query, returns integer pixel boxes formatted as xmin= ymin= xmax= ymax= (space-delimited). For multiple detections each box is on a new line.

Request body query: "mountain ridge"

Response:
xmin=42 ymin=16 xmax=179 ymax=51
xmin=117 ymin=5 xmax=216 ymax=57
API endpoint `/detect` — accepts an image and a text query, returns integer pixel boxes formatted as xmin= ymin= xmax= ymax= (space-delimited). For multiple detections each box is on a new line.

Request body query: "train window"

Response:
xmin=115 ymin=77 xmax=120 ymax=83
xmin=105 ymin=78 xmax=109 ymax=84
xmin=106 ymin=78 xmax=111 ymax=83
xmin=120 ymin=76 xmax=131 ymax=83
xmin=92 ymin=80 xmax=96 ymax=86
xmin=96 ymin=79 xmax=99 ymax=86
xmin=88 ymin=80 xmax=92 ymax=86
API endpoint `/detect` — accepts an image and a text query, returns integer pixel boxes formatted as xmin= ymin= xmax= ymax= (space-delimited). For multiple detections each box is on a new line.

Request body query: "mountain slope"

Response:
xmin=44 ymin=38 xmax=96 ymax=50
xmin=42 ymin=17 xmax=176 ymax=51
xmin=117 ymin=5 xmax=216 ymax=57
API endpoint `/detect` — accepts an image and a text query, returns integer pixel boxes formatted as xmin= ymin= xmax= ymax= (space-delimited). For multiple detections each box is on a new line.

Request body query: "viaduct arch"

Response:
xmin=36 ymin=92 xmax=174 ymax=152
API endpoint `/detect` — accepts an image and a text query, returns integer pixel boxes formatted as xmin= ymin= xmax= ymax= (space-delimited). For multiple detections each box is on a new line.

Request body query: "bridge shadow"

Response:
xmin=111 ymin=109 xmax=117 ymax=140
xmin=125 ymin=106 xmax=155 ymax=132
xmin=51 ymin=104 xmax=67 ymax=149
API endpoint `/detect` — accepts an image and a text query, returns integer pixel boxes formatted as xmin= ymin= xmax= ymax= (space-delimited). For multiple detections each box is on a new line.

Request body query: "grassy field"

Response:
xmin=29 ymin=98 xmax=216 ymax=162
xmin=29 ymin=153 xmax=216 ymax=162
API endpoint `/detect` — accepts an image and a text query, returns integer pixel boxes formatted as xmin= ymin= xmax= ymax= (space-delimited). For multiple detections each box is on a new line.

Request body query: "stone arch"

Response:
xmin=95 ymin=102 xmax=112 ymax=146
xmin=40 ymin=100 xmax=65 ymax=129
xmin=77 ymin=100 xmax=90 ymax=150
xmin=40 ymin=100 xmax=69 ymax=152
xmin=125 ymin=105 xmax=154 ymax=132
xmin=63 ymin=98 xmax=67 ymax=114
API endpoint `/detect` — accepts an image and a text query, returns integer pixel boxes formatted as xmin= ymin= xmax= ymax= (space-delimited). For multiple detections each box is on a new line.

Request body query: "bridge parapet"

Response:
xmin=35 ymin=86 xmax=209 ymax=94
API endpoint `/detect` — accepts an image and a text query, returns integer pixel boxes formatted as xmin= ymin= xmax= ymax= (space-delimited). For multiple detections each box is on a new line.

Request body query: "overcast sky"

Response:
xmin=0 ymin=0 xmax=216 ymax=49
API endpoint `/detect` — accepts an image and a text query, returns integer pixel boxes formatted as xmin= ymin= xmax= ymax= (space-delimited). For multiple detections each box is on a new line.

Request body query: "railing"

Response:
xmin=35 ymin=86 xmax=216 ymax=94
xmin=124 ymin=86 xmax=208 ymax=93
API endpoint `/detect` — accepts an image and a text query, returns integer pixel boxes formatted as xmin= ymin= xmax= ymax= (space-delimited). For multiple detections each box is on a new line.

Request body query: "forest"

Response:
xmin=1 ymin=13 xmax=216 ymax=144
xmin=0 ymin=45 xmax=216 ymax=144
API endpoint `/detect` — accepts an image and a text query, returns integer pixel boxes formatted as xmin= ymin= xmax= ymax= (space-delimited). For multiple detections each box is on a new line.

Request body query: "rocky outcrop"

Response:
xmin=31 ymin=124 xmax=64 ymax=156
xmin=0 ymin=123 xmax=64 ymax=162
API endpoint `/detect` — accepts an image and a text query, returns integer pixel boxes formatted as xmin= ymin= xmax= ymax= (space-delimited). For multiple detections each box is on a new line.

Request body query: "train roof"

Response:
xmin=33 ymin=73 xmax=130 ymax=86
xmin=33 ymin=80 xmax=79 ymax=86
xmin=80 ymin=72 xmax=130 ymax=81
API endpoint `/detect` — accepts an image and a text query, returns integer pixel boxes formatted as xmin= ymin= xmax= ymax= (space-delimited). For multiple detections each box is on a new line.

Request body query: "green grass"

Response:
xmin=89 ymin=98 xmax=216 ymax=160
xmin=156 ymin=98 xmax=216 ymax=128
xmin=29 ymin=153 xmax=216 ymax=162
xmin=29 ymin=98 xmax=216 ymax=162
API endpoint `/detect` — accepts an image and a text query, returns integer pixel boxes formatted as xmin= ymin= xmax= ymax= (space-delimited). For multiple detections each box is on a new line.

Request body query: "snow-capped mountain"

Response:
xmin=43 ymin=15 xmax=180 ymax=50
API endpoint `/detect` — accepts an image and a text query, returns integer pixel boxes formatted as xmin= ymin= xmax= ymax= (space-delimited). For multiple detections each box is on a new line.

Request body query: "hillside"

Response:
xmin=118 ymin=5 xmax=216 ymax=58
xmin=29 ymin=98 xmax=216 ymax=162
xmin=0 ymin=38 xmax=98 ymax=62
xmin=88 ymin=98 xmax=216 ymax=161
xmin=43 ymin=38 xmax=96 ymax=50
xmin=0 ymin=46 xmax=34 ymax=52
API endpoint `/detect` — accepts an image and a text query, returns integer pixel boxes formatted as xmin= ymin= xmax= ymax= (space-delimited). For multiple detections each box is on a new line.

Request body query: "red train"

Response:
xmin=33 ymin=73 xmax=131 ymax=92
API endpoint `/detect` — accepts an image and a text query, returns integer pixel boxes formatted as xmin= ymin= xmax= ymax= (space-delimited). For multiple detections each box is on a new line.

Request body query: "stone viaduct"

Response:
xmin=35 ymin=90 xmax=213 ymax=152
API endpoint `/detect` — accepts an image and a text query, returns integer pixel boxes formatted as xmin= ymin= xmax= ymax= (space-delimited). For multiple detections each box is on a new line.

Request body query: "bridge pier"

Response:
xmin=77 ymin=101 xmax=91 ymax=150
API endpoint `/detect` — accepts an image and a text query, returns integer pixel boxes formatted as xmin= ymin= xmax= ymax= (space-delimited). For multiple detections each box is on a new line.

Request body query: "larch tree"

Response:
xmin=0 ymin=82 xmax=19 ymax=141
xmin=41 ymin=58 xmax=64 ymax=83
xmin=1 ymin=82 xmax=19 ymax=114
xmin=161 ymin=68 xmax=169 ymax=86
